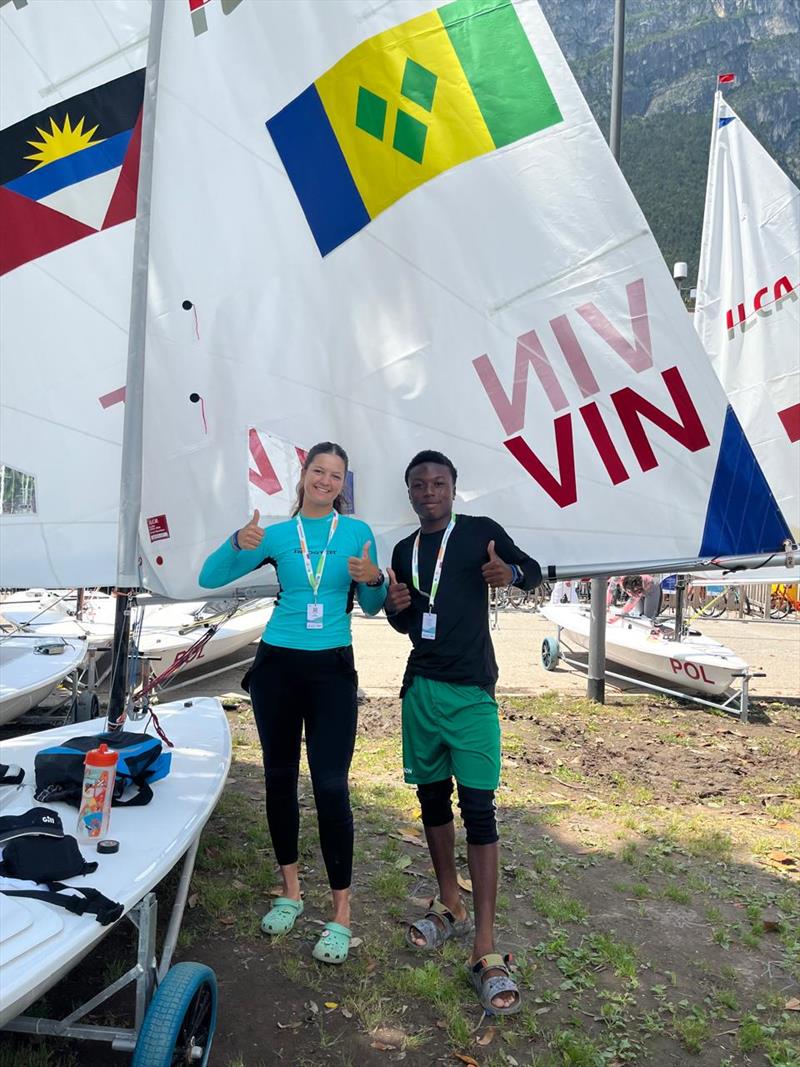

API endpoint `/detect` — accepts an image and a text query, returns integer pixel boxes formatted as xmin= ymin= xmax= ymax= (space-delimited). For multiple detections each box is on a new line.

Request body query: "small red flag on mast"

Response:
xmin=717 ymin=73 xmax=736 ymax=85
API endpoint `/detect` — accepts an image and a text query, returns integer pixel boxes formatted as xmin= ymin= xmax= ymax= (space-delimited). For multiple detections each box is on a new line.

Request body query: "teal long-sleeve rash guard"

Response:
xmin=199 ymin=512 xmax=386 ymax=651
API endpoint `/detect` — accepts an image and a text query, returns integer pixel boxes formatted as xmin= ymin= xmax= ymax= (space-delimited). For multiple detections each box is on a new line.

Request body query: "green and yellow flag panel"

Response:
xmin=266 ymin=0 xmax=562 ymax=255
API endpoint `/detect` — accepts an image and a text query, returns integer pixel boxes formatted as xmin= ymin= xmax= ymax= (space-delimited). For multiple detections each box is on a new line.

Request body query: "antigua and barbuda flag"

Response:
xmin=0 ymin=69 xmax=144 ymax=276
xmin=266 ymin=0 xmax=562 ymax=256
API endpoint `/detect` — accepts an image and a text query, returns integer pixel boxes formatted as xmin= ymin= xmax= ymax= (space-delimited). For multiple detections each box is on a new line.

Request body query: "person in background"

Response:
xmin=199 ymin=442 xmax=386 ymax=965
xmin=608 ymin=574 xmax=662 ymax=621
xmin=550 ymin=580 xmax=579 ymax=604
xmin=385 ymin=449 xmax=541 ymax=1016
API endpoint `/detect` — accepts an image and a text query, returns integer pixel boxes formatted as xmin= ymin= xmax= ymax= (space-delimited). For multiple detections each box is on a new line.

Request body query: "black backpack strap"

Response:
xmin=113 ymin=779 xmax=153 ymax=807
xmin=2 ymin=884 xmax=123 ymax=926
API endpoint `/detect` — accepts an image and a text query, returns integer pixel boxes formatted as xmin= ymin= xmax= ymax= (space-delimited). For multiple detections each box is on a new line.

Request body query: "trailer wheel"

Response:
xmin=71 ymin=691 xmax=100 ymax=722
xmin=541 ymin=636 xmax=560 ymax=671
xmin=132 ymin=962 xmax=217 ymax=1067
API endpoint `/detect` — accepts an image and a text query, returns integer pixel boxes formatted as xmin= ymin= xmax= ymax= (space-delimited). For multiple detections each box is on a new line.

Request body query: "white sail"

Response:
xmin=0 ymin=0 xmax=150 ymax=587
xmin=695 ymin=92 xmax=800 ymax=539
xmin=136 ymin=0 xmax=790 ymax=598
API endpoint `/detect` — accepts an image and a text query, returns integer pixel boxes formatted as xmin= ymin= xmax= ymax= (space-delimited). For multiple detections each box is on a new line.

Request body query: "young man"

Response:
xmin=385 ymin=450 xmax=541 ymax=1015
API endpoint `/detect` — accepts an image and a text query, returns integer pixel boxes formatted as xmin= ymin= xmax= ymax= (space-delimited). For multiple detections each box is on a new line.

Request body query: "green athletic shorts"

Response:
xmin=401 ymin=676 xmax=501 ymax=791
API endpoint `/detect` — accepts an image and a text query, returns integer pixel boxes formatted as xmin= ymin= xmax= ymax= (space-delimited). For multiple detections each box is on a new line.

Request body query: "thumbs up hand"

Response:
xmin=385 ymin=566 xmax=412 ymax=614
xmin=236 ymin=509 xmax=264 ymax=551
xmin=348 ymin=540 xmax=381 ymax=584
xmin=481 ymin=539 xmax=514 ymax=588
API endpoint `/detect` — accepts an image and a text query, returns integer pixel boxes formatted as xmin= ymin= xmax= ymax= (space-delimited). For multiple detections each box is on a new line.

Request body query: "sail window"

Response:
xmin=0 ymin=465 xmax=37 ymax=515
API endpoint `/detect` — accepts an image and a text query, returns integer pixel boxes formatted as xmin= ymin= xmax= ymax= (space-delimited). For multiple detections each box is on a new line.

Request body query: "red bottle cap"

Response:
xmin=85 ymin=743 xmax=118 ymax=767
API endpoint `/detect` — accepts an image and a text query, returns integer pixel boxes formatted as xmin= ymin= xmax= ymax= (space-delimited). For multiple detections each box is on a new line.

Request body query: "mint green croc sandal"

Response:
xmin=260 ymin=897 xmax=303 ymax=935
xmin=312 ymin=921 xmax=351 ymax=964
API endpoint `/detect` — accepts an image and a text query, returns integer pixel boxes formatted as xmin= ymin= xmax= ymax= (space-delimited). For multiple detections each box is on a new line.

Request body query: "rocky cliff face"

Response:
xmin=539 ymin=0 xmax=799 ymax=277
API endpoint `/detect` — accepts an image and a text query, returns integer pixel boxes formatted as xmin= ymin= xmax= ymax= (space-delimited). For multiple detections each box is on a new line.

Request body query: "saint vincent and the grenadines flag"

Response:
xmin=0 ymin=69 xmax=144 ymax=276
xmin=267 ymin=0 xmax=562 ymax=256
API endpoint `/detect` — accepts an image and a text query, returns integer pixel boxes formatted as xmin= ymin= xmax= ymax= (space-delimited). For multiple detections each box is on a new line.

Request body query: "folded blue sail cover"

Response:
xmin=34 ymin=732 xmax=171 ymax=807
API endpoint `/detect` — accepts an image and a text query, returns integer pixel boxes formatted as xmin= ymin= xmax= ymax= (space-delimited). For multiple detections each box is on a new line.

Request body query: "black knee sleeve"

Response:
xmin=457 ymin=783 xmax=498 ymax=845
xmin=417 ymin=778 xmax=454 ymax=828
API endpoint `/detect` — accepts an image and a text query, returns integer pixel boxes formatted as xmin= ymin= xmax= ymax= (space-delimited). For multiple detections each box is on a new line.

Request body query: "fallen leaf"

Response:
xmin=276 ymin=1020 xmax=302 ymax=1030
xmin=187 ymin=893 xmax=198 ymax=909
xmin=371 ymin=1041 xmax=394 ymax=1051
xmin=219 ymin=915 xmax=236 ymax=926
xmin=476 ymin=1025 xmax=497 ymax=1046
xmin=408 ymin=895 xmax=432 ymax=909
xmin=454 ymin=1056 xmax=479 ymax=1066
xmin=436 ymin=1019 xmax=448 ymax=1029
xmin=457 ymin=874 xmax=473 ymax=894
xmin=305 ymin=1000 xmax=319 ymax=1015
xmin=324 ymin=1001 xmax=338 ymax=1009
xmin=767 ymin=851 xmax=798 ymax=867
xmin=349 ymin=936 xmax=363 ymax=948
xmin=395 ymin=855 xmax=413 ymax=870
xmin=341 ymin=1007 xmax=353 ymax=1019
xmin=785 ymin=998 xmax=800 ymax=1011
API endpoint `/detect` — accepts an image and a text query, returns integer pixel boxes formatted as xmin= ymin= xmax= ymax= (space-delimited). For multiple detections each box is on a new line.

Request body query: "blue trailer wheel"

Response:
xmin=132 ymin=962 xmax=217 ymax=1067
xmin=541 ymin=636 xmax=560 ymax=671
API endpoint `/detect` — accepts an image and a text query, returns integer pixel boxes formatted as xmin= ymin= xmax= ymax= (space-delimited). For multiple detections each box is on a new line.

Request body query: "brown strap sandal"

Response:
xmin=468 ymin=952 xmax=521 ymax=1015
xmin=406 ymin=897 xmax=473 ymax=950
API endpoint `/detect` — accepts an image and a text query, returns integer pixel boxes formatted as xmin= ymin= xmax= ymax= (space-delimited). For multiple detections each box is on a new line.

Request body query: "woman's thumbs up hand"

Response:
xmin=237 ymin=509 xmax=264 ymax=551
xmin=348 ymin=540 xmax=381 ymax=584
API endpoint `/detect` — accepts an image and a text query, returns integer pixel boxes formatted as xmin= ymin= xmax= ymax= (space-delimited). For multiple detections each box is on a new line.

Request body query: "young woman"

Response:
xmin=199 ymin=443 xmax=386 ymax=964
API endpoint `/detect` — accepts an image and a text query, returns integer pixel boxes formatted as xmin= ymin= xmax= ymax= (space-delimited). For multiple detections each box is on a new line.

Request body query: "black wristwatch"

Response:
xmin=366 ymin=570 xmax=386 ymax=587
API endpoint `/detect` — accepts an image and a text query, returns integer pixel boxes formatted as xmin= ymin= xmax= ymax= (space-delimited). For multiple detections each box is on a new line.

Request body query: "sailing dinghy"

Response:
xmin=0 ymin=589 xmax=273 ymax=678
xmin=0 ymin=635 xmax=88 ymax=725
xmin=540 ymin=602 xmax=748 ymax=697
xmin=0 ymin=699 xmax=231 ymax=1061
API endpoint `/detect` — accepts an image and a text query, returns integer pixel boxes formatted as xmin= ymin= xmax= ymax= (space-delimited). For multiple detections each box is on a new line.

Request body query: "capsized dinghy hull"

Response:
xmin=540 ymin=604 xmax=749 ymax=696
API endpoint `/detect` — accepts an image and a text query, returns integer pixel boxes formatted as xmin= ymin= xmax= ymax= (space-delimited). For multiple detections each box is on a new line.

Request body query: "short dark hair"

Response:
xmin=404 ymin=450 xmax=457 ymax=486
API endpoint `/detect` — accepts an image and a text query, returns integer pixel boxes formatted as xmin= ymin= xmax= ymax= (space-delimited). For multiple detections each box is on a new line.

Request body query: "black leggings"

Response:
xmin=246 ymin=642 xmax=358 ymax=891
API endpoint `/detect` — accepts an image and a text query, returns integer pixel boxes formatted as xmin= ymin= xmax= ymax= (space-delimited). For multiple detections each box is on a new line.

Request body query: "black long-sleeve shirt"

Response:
xmin=387 ymin=514 xmax=541 ymax=692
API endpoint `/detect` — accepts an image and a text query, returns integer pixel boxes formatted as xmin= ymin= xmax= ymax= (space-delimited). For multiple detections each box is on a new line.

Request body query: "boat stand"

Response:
xmin=3 ymin=837 xmax=207 ymax=1058
xmin=550 ymin=627 xmax=765 ymax=723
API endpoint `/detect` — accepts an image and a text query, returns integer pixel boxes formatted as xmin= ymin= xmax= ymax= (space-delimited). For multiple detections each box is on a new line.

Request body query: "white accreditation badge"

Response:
xmin=307 ymin=602 xmax=324 ymax=630
xmin=421 ymin=612 xmax=437 ymax=640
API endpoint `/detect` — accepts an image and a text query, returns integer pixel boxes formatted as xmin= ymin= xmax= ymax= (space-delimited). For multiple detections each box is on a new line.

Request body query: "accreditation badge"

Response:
xmin=306 ymin=603 xmax=324 ymax=630
xmin=421 ymin=612 xmax=437 ymax=640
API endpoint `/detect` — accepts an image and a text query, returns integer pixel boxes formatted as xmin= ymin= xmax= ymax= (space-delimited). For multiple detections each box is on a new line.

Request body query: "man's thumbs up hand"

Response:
xmin=348 ymin=540 xmax=381 ymax=584
xmin=236 ymin=509 xmax=264 ymax=551
xmin=385 ymin=566 xmax=412 ymax=614
xmin=481 ymin=539 xmax=514 ymax=588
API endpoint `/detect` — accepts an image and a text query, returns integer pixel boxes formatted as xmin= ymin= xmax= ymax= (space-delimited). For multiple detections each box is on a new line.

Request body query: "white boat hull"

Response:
xmin=540 ymin=604 xmax=749 ymax=697
xmin=0 ymin=699 xmax=231 ymax=1027
xmin=0 ymin=637 xmax=88 ymax=725
xmin=1 ymin=591 xmax=272 ymax=675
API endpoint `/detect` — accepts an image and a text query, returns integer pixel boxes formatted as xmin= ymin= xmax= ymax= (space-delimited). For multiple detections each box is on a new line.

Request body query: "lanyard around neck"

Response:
xmin=412 ymin=515 xmax=456 ymax=611
xmin=296 ymin=512 xmax=338 ymax=599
